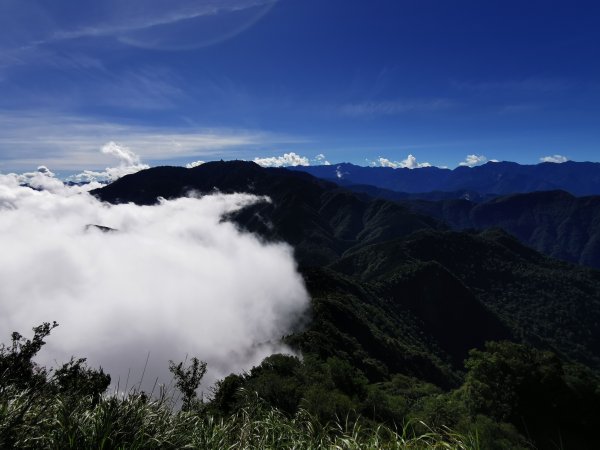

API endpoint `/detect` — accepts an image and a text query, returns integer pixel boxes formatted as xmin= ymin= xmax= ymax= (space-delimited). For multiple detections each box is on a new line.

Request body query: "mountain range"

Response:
xmin=291 ymin=161 xmax=600 ymax=197
xmin=335 ymin=184 xmax=600 ymax=270
xmin=403 ymin=190 xmax=600 ymax=269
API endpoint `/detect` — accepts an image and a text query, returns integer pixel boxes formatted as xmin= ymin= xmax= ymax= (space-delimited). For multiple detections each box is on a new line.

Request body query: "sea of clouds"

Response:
xmin=0 ymin=147 xmax=309 ymax=395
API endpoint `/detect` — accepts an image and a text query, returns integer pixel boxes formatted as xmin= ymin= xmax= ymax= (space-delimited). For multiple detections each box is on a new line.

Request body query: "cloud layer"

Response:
xmin=0 ymin=169 xmax=309 ymax=392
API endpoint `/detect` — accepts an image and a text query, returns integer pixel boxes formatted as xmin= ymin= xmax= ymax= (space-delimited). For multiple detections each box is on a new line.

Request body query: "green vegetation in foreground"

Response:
xmin=0 ymin=323 xmax=479 ymax=449
xmin=1 ymin=391 xmax=480 ymax=449
xmin=5 ymin=323 xmax=600 ymax=449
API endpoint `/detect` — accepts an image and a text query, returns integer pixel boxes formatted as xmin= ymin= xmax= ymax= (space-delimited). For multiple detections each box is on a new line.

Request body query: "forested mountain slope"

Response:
xmin=397 ymin=190 xmax=600 ymax=269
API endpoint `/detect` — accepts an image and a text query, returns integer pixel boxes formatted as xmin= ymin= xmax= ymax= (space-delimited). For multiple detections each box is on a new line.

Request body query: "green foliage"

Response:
xmin=168 ymin=357 xmax=207 ymax=411
xmin=0 ymin=325 xmax=481 ymax=449
xmin=0 ymin=321 xmax=58 ymax=390
xmin=0 ymin=388 xmax=481 ymax=449
xmin=459 ymin=341 xmax=600 ymax=448
xmin=0 ymin=323 xmax=111 ymax=449
xmin=461 ymin=342 xmax=562 ymax=422
xmin=209 ymin=373 xmax=244 ymax=415
xmin=54 ymin=358 xmax=111 ymax=407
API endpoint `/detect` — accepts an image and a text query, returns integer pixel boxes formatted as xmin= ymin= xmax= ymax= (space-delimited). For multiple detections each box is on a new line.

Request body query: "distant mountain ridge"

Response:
xmin=290 ymin=160 xmax=600 ymax=196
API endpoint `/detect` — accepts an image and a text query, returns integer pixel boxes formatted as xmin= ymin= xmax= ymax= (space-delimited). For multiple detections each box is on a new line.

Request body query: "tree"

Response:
xmin=0 ymin=321 xmax=58 ymax=390
xmin=169 ymin=357 xmax=207 ymax=411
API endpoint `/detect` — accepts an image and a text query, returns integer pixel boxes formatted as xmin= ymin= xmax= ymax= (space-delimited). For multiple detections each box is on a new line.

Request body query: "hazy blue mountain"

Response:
xmin=290 ymin=161 xmax=600 ymax=196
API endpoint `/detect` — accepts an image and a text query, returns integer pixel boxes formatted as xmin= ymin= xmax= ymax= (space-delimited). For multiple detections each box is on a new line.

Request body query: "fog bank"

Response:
xmin=0 ymin=167 xmax=309 ymax=392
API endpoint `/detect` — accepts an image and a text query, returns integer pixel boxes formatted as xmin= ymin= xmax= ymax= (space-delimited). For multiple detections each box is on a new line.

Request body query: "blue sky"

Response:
xmin=1 ymin=0 xmax=599 ymax=174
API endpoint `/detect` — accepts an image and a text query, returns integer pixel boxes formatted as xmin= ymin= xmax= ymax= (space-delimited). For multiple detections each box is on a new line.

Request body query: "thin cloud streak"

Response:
xmin=50 ymin=0 xmax=276 ymax=43
xmin=341 ymin=98 xmax=454 ymax=117
xmin=0 ymin=114 xmax=301 ymax=171
xmin=0 ymin=0 xmax=277 ymax=73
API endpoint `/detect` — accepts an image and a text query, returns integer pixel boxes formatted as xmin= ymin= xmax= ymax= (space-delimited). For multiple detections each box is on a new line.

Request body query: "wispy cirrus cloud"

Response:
xmin=55 ymin=0 xmax=276 ymax=44
xmin=0 ymin=113 xmax=299 ymax=172
xmin=1 ymin=0 xmax=277 ymax=58
xmin=340 ymin=98 xmax=454 ymax=117
xmin=1 ymin=67 xmax=186 ymax=112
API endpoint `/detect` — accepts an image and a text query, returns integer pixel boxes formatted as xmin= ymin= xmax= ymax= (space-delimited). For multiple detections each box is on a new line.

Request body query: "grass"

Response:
xmin=0 ymin=386 xmax=480 ymax=449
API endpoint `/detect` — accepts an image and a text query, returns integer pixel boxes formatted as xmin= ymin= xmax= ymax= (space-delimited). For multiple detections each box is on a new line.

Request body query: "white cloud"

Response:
xmin=1 ymin=0 xmax=278 ymax=57
xmin=9 ymin=166 xmax=69 ymax=194
xmin=254 ymin=152 xmax=310 ymax=168
xmin=314 ymin=153 xmax=331 ymax=165
xmin=375 ymin=155 xmax=432 ymax=169
xmin=0 ymin=174 xmax=309 ymax=392
xmin=186 ymin=160 xmax=206 ymax=168
xmin=102 ymin=141 xmax=140 ymax=166
xmin=67 ymin=142 xmax=149 ymax=183
xmin=52 ymin=0 xmax=277 ymax=50
xmin=540 ymin=154 xmax=569 ymax=164
xmin=459 ymin=154 xmax=488 ymax=167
